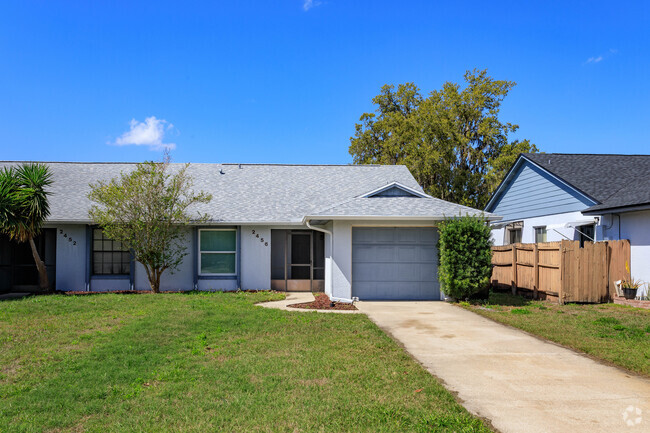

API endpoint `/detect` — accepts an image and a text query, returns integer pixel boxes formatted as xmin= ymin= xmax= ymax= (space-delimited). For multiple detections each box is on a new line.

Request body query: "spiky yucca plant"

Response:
xmin=0 ymin=163 xmax=53 ymax=291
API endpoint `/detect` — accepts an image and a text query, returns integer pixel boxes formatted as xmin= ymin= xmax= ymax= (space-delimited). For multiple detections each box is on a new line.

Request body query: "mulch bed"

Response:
xmin=288 ymin=293 xmax=357 ymax=311
xmin=64 ymin=290 xmax=177 ymax=295
xmin=62 ymin=289 xmax=272 ymax=296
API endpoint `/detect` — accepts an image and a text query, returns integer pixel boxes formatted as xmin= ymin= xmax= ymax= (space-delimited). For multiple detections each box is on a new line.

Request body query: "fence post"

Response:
xmin=533 ymin=243 xmax=539 ymax=300
xmin=557 ymin=240 xmax=566 ymax=305
xmin=511 ymin=244 xmax=518 ymax=295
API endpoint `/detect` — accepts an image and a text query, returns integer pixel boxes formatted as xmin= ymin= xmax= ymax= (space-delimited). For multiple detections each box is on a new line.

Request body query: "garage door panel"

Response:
xmin=354 ymin=245 xmax=395 ymax=262
xmin=397 ymin=229 xmax=419 ymax=243
xmin=352 ymin=263 xmax=397 ymax=282
xmin=419 ymin=264 xmax=437 ymax=281
xmin=419 ymin=246 xmax=438 ymax=261
xmin=352 ymin=227 xmax=440 ymax=301
xmin=418 ymin=228 xmax=438 ymax=244
xmin=353 ymin=227 xmax=395 ymax=243
xmin=396 ymin=246 xmax=418 ymax=261
xmin=395 ymin=263 xmax=422 ymax=282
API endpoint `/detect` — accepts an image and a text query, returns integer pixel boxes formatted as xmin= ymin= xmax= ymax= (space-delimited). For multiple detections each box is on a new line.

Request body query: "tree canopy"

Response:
xmin=88 ymin=158 xmax=212 ymax=293
xmin=349 ymin=69 xmax=538 ymax=209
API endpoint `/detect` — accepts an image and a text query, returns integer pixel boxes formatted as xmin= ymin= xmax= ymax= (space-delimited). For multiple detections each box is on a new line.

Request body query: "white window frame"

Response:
xmin=505 ymin=221 xmax=523 ymax=245
xmin=534 ymin=226 xmax=547 ymax=244
xmin=198 ymin=228 xmax=237 ymax=276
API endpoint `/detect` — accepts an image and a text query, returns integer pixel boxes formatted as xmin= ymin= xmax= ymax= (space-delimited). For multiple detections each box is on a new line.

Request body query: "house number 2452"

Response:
xmin=59 ymin=229 xmax=77 ymax=246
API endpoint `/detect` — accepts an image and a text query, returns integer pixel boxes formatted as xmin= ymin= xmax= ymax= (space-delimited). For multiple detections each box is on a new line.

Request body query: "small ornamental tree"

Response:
xmin=438 ymin=215 xmax=493 ymax=300
xmin=88 ymin=158 xmax=212 ymax=293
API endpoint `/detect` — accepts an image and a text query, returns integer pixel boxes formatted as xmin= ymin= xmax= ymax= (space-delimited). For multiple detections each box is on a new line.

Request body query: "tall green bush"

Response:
xmin=438 ymin=215 xmax=493 ymax=300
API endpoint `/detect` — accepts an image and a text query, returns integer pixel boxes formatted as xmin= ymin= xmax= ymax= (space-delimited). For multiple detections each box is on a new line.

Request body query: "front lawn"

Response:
xmin=0 ymin=292 xmax=489 ymax=433
xmin=461 ymin=292 xmax=650 ymax=377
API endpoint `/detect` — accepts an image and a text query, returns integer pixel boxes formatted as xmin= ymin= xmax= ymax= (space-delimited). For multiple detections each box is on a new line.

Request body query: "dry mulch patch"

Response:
xmin=288 ymin=293 xmax=357 ymax=310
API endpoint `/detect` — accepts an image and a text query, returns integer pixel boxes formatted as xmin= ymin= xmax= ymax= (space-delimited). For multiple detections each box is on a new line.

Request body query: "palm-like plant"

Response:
xmin=0 ymin=163 xmax=53 ymax=291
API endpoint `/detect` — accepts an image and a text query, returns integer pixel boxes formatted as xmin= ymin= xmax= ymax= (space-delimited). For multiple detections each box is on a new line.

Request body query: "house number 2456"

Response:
xmin=251 ymin=230 xmax=268 ymax=247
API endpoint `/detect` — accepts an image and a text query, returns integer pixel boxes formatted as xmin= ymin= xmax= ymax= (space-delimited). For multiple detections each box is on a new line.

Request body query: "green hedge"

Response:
xmin=438 ymin=215 xmax=493 ymax=300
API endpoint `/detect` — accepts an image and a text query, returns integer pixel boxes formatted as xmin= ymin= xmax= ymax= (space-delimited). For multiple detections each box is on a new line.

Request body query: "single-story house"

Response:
xmin=485 ymin=153 xmax=650 ymax=296
xmin=0 ymin=161 xmax=496 ymax=301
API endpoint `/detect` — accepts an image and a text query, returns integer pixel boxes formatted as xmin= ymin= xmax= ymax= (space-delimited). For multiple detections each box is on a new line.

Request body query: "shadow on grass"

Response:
xmin=482 ymin=291 xmax=532 ymax=307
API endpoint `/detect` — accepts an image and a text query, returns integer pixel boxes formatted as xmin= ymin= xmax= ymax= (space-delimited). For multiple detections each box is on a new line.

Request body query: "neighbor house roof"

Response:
xmin=1 ymin=161 xmax=494 ymax=224
xmin=487 ymin=153 xmax=650 ymax=214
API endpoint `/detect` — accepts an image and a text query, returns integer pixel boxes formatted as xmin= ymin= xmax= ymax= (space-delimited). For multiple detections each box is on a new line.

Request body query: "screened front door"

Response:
xmin=270 ymin=230 xmax=324 ymax=292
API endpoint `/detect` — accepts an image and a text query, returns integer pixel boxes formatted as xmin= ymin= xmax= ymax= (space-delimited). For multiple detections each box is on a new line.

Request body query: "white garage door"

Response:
xmin=352 ymin=227 xmax=440 ymax=300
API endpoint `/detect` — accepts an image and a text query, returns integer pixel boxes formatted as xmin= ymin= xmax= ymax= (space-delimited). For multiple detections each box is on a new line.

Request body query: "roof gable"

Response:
xmin=523 ymin=153 xmax=650 ymax=206
xmin=485 ymin=158 xmax=596 ymax=222
xmin=361 ymin=182 xmax=429 ymax=198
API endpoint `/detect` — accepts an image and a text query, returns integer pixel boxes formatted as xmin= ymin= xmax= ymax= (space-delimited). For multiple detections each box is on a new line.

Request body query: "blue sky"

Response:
xmin=1 ymin=1 xmax=648 ymax=164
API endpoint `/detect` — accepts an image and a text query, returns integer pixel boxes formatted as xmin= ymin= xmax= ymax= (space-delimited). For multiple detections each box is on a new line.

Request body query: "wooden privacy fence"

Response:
xmin=491 ymin=240 xmax=630 ymax=304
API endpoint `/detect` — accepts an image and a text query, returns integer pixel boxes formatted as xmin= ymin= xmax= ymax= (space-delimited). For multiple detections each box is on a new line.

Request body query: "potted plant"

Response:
xmin=621 ymin=278 xmax=643 ymax=300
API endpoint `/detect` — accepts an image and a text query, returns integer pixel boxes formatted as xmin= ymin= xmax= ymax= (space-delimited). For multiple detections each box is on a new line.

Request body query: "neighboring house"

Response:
xmin=0 ymin=161 xmax=495 ymax=301
xmin=485 ymin=153 xmax=650 ymax=296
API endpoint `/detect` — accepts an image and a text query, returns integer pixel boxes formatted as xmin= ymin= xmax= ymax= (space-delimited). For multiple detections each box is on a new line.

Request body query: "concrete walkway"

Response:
xmin=357 ymin=301 xmax=650 ymax=433
xmin=258 ymin=292 xmax=361 ymax=314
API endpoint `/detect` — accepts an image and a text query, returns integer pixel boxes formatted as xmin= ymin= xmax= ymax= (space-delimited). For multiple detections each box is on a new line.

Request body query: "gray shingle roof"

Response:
xmin=0 ymin=161 xmax=490 ymax=223
xmin=307 ymin=196 xmax=492 ymax=220
xmin=523 ymin=153 xmax=650 ymax=212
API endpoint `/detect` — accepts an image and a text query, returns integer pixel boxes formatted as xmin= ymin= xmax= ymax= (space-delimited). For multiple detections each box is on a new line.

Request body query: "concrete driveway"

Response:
xmin=357 ymin=301 xmax=650 ymax=433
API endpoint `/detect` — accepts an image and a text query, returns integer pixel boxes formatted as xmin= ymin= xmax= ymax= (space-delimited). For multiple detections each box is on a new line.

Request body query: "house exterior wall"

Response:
xmin=53 ymin=220 xmax=450 ymax=298
xmin=240 ymin=225 xmax=271 ymax=290
xmin=323 ymin=222 xmax=333 ymax=297
xmin=330 ymin=219 xmax=440 ymax=301
xmin=133 ymin=227 xmax=194 ymax=291
xmin=601 ymin=210 xmax=650 ymax=297
xmin=54 ymin=224 xmax=87 ymax=291
xmin=490 ymin=211 xmax=592 ymax=246
xmin=488 ymin=160 xmax=596 ymax=222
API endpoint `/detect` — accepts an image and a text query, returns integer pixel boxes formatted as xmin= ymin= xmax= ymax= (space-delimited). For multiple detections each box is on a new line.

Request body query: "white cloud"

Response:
xmin=303 ymin=0 xmax=322 ymax=11
xmin=585 ymin=49 xmax=618 ymax=65
xmin=113 ymin=116 xmax=176 ymax=150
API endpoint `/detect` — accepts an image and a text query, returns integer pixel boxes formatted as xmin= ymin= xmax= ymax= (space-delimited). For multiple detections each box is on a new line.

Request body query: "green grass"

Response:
xmin=0 ymin=292 xmax=489 ymax=433
xmin=462 ymin=292 xmax=650 ymax=376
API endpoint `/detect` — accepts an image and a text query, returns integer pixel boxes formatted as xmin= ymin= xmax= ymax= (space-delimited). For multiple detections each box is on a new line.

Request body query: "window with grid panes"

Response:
xmin=92 ymin=228 xmax=130 ymax=275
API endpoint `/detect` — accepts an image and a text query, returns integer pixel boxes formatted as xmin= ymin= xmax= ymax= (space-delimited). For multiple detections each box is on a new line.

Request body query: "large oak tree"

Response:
xmin=349 ymin=69 xmax=538 ymax=209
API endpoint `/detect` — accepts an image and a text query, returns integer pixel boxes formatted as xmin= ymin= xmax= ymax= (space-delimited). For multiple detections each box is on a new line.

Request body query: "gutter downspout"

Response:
xmin=305 ymin=220 xmax=334 ymax=298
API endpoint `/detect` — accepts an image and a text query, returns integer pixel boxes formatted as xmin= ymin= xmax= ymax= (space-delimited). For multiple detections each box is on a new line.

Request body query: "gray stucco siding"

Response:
xmin=54 ymin=224 xmax=87 ymax=291
xmin=489 ymin=161 xmax=596 ymax=222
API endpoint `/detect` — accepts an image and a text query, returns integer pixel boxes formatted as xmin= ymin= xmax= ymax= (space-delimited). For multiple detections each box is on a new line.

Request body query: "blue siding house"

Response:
xmin=485 ymin=153 xmax=650 ymax=297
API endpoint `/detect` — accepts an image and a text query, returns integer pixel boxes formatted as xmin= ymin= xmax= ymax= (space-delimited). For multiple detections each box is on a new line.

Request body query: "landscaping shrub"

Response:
xmin=438 ymin=215 xmax=493 ymax=301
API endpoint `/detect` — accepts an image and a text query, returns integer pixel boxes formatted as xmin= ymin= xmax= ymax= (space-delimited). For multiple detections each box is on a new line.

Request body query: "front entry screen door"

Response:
xmin=289 ymin=232 xmax=311 ymax=280
xmin=270 ymin=229 xmax=324 ymax=292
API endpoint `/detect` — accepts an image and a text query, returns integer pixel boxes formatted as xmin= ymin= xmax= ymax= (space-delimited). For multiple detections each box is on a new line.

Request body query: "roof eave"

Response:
xmin=582 ymin=202 xmax=650 ymax=215
xmin=45 ymin=219 xmax=307 ymax=226
xmin=302 ymin=213 xmax=502 ymax=223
